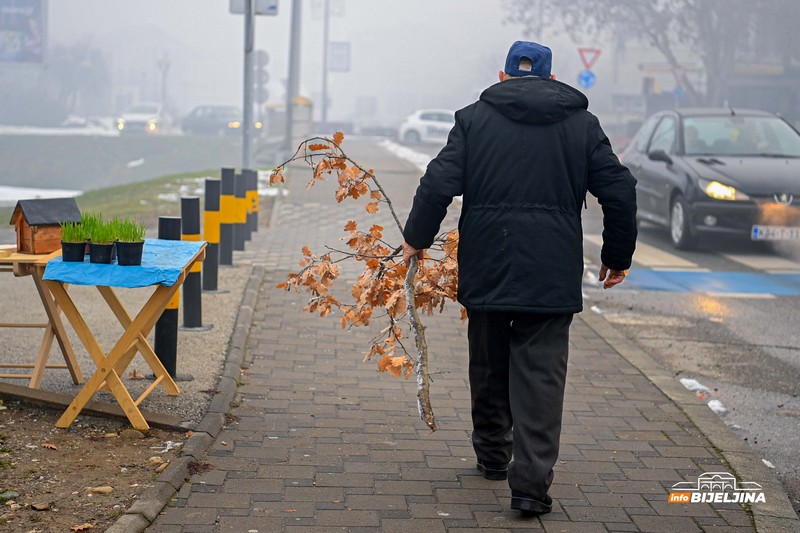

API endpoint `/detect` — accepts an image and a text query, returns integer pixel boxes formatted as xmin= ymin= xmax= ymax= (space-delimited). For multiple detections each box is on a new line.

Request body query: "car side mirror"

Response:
xmin=648 ymin=149 xmax=673 ymax=165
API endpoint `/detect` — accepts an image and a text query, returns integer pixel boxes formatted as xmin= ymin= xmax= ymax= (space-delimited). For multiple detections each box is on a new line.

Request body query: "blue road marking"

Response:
xmin=621 ymin=270 xmax=800 ymax=295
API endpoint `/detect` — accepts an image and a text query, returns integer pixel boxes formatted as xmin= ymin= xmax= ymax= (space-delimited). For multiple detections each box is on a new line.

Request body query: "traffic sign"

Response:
xmin=578 ymin=47 xmax=601 ymax=70
xmin=229 ymin=0 xmax=278 ymax=15
xmin=328 ymin=41 xmax=351 ymax=73
xmin=578 ymin=69 xmax=596 ymax=89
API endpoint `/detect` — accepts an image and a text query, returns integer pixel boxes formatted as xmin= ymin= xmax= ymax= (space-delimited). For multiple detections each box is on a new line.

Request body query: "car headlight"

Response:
xmin=228 ymin=121 xmax=241 ymax=129
xmin=147 ymin=119 xmax=158 ymax=131
xmin=699 ymin=179 xmax=749 ymax=201
xmin=116 ymin=119 xmax=125 ymax=131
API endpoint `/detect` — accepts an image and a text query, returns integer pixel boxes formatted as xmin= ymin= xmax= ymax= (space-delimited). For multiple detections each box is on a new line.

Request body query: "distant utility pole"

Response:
xmin=157 ymin=53 xmax=171 ymax=108
xmin=285 ymin=0 xmax=302 ymax=157
xmin=243 ymin=0 xmax=255 ymax=169
xmin=321 ymin=0 xmax=330 ymax=131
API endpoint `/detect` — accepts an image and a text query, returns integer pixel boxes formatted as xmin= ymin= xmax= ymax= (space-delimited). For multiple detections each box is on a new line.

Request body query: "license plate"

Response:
xmin=751 ymin=225 xmax=800 ymax=240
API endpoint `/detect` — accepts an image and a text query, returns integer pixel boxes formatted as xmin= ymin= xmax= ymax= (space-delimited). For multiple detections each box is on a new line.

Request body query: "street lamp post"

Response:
xmin=242 ymin=0 xmax=255 ymax=169
xmin=285 ymin=0 xmax=302 ymax=157
xmin=321 ymin=0 xmax=330 ymax=131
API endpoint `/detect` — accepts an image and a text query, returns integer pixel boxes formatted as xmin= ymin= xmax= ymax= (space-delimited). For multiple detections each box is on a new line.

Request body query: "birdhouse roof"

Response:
xmin=10 ymin=198 xmax=81 ymax=226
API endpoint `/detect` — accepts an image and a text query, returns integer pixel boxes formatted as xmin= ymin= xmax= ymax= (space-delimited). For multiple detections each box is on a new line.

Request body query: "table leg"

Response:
xmin=97 ymin=286 xmax=180 ymax=395
xmin=30 ymin=268 xmax=82 ymax=387
xmin=48 ymin=280 xmax=182 ymax=430
xmin=46 ymin=281 xmax=152 ymax=430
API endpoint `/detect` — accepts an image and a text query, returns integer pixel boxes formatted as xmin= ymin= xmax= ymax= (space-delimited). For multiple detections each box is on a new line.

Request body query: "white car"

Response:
xmin=116 ymin=102 xmax=170 ymax=134
xmin=398 ymin=109 xmax=455 ymax=144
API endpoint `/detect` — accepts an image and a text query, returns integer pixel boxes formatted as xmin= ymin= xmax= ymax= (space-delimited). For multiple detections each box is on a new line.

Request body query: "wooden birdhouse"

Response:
xmin=9 ymin=198 xmax=81 ymax=255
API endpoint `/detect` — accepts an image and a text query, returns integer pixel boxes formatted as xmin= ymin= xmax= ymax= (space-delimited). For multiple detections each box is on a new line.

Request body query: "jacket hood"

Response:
xmin=479 ymin=77 xmax=588 ymax=125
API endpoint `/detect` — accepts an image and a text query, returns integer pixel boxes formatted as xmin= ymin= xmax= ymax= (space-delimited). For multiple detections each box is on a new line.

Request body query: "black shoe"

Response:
xmin=511 ymin=490 xmax=552 ymax=515
xmin=476 ymin=460 xmax=508 ymax=480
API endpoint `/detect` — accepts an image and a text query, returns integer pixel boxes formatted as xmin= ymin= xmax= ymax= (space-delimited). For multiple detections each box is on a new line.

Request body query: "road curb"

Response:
xmin=580 ymin=310 xmax=799 ymax=531
xmin=109 ymin=263 xmax=265 ymax=532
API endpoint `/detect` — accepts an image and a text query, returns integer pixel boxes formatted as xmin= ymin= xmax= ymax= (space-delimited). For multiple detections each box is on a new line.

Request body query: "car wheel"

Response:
xmin=669 ymin=194 xmax=696 ymax=250
xmin=404 ymin=130 xmax=421 ymax=144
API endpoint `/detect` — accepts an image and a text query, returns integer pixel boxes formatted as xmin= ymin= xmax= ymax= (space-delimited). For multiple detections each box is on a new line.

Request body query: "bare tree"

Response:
xmin=503 ymin=0 xmax=799 ymax=106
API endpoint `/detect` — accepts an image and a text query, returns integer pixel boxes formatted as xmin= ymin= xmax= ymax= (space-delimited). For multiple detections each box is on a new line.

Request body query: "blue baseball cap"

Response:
xmin=504 ymin=41 xmax=552 ymax=78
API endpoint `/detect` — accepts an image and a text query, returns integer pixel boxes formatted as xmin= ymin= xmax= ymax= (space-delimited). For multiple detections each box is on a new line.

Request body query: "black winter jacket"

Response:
xmin=403 ymin=77 xmax=637 ymax=313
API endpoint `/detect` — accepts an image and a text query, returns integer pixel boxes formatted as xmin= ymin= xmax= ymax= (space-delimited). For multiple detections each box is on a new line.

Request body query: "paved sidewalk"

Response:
xmin=146 ymin=144 xmax=796 ymax=532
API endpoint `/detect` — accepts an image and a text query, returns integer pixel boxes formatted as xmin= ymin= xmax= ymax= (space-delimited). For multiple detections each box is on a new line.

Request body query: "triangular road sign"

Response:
xmin=578 ymin=47 xmax=602 ymax=70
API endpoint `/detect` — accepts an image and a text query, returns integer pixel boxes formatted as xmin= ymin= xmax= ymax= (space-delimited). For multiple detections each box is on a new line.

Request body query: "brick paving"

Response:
xmin=148 ymin=141 xmax=761 ymax=531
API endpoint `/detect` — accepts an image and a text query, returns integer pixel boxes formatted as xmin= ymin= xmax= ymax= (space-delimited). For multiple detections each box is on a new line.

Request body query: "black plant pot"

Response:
xmin=89 ymin=242 xmax=114 ymax=264
xmin=116 ymin=241 xmax=144 ymax=266
xmin=61 ymin=241 xmax=86 ymax=262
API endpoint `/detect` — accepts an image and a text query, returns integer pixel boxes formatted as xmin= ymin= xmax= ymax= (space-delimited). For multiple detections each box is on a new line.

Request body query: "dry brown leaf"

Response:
xmin=126 ymin=369 xmax=145 ymax=380
xmin=41 ymin=443 xmax=57 ymax=450
xmin=332 ymin=131 xmax=344 ymax=146
xmin=308 ymin=143 xmax=329 ymax=151
xmin=365 ymin=202 xmax=379 ymax=214
xmin=155 ymin=462 xmax=169 ymax=473
xmin=70 ymin=524 xmax=93 ymax=532
xmin=283 ymin=508 xmax=297 ymax=513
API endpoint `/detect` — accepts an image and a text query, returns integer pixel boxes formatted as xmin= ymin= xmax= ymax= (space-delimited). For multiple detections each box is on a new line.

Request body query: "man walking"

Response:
xmin=402 ymin=41 xmax=637 ymax=514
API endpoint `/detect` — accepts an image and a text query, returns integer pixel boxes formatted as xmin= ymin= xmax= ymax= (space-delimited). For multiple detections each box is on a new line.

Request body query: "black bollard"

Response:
xmin=154 ymin=216 xmax=181 ymax=378
xmin=180 ymin=197 xmax=212 ymax=331
xmin=233 ymin=171 xmax=247 ymax=251
xmin=251 ymin=170 xmax=260 ymax=233
xmin=202 ymin=178 xmax=222 ymax=292
xmin=219 ymin=168 xmax=236 ymax=266
xmin=244 ymin=169 xmax=257 ymax=240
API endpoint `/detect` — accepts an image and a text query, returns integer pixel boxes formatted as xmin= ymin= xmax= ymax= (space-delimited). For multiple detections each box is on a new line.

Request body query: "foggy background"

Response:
xmin=5 ymin=1 xmax=589 ymax=130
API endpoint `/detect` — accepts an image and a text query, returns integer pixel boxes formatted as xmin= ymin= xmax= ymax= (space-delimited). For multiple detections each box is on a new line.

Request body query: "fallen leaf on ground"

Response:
xmin=70 ymin=524 xmax=93 ymax=531
xmin=31 ymin=502 xmax=50 ymax=511
xmin=155 ymin=462 xmax=169 ymax=473
xmin=41 ymin=443 xmax=57 ymax=450
xmin=126 ymin=369 xmax=145 ymax=380
xmin=86 ymin=486 xmax=113 ymax=494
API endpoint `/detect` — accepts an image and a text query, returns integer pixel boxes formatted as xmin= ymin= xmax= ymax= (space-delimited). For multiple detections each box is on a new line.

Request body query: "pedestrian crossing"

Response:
xmin=583 ymin=233 xmax=800 ymax=296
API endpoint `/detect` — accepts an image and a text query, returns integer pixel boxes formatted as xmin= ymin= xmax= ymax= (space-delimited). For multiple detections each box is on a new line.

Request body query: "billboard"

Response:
xmin=0 ymin=0 xmax=46 ymax=64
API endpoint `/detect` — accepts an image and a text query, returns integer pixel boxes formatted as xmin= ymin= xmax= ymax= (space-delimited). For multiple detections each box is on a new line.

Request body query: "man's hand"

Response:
xmin=402 ymin=241 xmax=424 ymax=266
xmin=598 ymin=264 xmax=627 ymax=289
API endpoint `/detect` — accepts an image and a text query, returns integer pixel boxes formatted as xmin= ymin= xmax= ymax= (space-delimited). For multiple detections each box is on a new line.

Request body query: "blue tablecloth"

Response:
xmin=43 ymin=239 xmax=204 ymax=288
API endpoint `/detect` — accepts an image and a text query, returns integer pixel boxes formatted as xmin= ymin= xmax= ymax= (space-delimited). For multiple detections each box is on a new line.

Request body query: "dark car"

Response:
xmin=621 ymin=108 xmax=800 ymax=249
xmin=181 ymin=105 xmax=262 ymax=136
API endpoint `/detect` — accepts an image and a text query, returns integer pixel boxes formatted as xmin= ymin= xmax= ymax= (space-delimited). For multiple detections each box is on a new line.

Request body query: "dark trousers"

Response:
xmin=468 ymin=310 xmax=573 ymax=498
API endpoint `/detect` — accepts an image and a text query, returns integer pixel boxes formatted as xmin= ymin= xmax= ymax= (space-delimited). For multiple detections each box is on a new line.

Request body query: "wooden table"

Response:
xmin=0 ymin=245 xmax=83 ymax=388
xmin=42 ymin=239 xmax=206 ymax=430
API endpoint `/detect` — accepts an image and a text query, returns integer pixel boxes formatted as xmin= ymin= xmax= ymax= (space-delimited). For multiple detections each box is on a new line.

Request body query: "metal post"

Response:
xmin=233 ymin=172 xmax=247 ymax=251
xmin=203 ymin=178 xmax=223 ymax=292
xmin=180 ymin=197 xmax=211 ymax=331
xmin=285 ymin=0 xmax=302 ymax=155
xmin=321 ymin=0 xmax=330 ymax=131
xmin=219 ymin=168 xmax=236 ymax=266
xmin=154 ymin=216 xmax=181 ymax=378
xmin=242 ymin=0 xmax=255 ymax=169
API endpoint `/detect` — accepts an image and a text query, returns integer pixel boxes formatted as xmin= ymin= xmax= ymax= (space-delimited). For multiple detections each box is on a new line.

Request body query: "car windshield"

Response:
xmin=128 ymin=104 xmax=159 ymax=114
xmin=683 ymin=115 xmax=800 ymax=157
xmin=218 ymin=107 xmax=241 ymax=119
